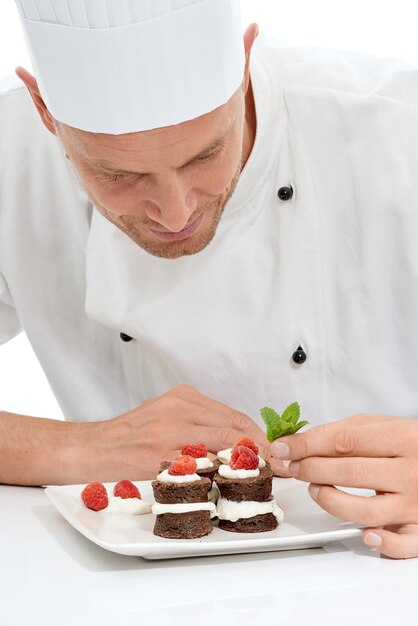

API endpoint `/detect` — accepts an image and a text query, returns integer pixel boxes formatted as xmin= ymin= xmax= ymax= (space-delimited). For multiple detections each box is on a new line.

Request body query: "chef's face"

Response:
xmin=17 ymin=24 xmax=258 ymax=259
xmin=57 ymin=87 xmax=251 ymax=259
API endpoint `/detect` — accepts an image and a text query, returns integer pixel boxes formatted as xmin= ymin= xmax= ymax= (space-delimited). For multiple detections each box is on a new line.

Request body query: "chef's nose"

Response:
xmin=145 ymin=176 xmax=198 ymax=232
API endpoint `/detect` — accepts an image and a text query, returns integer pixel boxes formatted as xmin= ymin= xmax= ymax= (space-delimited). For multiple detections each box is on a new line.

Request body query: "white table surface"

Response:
xmin=1 ymin=480 xmax=417 ymax=626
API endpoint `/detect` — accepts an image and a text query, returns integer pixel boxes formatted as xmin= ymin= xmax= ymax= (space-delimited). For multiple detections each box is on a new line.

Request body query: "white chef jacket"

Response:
xmin=1 ymin=37 xmax=418 ymax=427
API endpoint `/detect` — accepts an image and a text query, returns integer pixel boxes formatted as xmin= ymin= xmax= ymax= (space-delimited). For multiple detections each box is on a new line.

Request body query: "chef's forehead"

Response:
xmin=57 ymin=87 xmax=242 ymax=164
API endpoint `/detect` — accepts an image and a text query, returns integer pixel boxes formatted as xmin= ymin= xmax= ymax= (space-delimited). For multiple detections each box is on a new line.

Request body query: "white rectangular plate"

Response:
xmin=45 ymin=478 xmax=363 ymax=560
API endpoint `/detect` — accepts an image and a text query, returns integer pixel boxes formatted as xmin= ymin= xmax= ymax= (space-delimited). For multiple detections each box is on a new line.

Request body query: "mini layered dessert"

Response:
xmin=152 ymin=455 xmax=216 ymax=539
xmin=160 ymin=443 xmax=221 ymax=505
xmin=159 ymin=443 xmax=221 ymax=482
xmin=214 ymin=443 xmax=284 ymax=533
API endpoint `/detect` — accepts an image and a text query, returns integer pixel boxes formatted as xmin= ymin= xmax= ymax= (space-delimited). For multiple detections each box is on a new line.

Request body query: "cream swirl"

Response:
xmin=156 ymin=469 xmax=201 ymax=483
xmin=195 ymin=457 xmax=214 ymax=470
xmin=218 ymin=464 xmax=260 ymax=479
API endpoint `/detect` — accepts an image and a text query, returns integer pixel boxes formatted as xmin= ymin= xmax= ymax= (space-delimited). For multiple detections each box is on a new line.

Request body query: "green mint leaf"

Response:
xmin=260 ymin=407 xmax=281 ymax=442
xmin=260 ymin=402 xmax=309 ymax=441
xmin=289 ymin=420 xmax=310 ymax=434
xmin=277 ymin=419 xmax=295 ymax=434
xmin=260 ymin=407 xmax=281 ymax=430
xmin=266 ymin=427 xmax=276 ymax=443
xmin=282 ymin=402 xmax=300 ymax=425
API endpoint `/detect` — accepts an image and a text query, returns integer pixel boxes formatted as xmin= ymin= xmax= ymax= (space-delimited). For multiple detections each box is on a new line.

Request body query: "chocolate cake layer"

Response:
xmin=153 ymin=510 xmax=213 ymax=539
xmin=159 ymin=459 xmax=221 ymax=481
xmin=218 ymin=513 xmax=278 ymax=533
xmin=214 ymin=465 xmax=274 ymax=502
xmin=152 ymin=476 xmax=211 ymax=504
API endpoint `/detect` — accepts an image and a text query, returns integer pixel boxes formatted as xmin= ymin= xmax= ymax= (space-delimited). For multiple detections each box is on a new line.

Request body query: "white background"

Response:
xmin=1 ymin=0 xmax=417 ymax=419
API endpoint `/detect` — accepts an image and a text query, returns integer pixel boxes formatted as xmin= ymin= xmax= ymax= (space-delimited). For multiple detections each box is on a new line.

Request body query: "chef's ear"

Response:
xmin=15 ymin=67 xmax=58 ymax=136
xmin=242 ymin=23 xmax=259 ymax=93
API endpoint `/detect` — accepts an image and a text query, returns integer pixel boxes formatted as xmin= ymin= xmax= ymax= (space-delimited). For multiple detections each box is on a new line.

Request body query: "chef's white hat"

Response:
xmin=15 ymin=0 xmax=245 ymax=134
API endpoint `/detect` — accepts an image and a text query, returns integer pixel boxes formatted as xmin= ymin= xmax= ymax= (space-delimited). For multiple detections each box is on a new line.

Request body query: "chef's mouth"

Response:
xmin=149 ymin=213 xmax=205 ymax=242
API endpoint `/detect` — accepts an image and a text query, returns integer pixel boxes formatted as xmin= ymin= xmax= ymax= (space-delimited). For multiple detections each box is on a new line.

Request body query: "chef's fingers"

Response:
xmin=308 ymin=484 xmax=406 ymax=527
xmin=142 ymin=384 xmax=239 ymax=418
xmin=271 ymin=459 xmax=293 ymax=477
xmin=338 ymin=414 xmax=399 ymax=426
xmin=289 ymin=456 xmax=402 ymax=492
xmin=161 ymin=384 xmax=247 ymax=421
xmin=159 ymin=384 xmax=267 ymax=441
xmin=138 ymin=385 xmax=273 ymax=457
xmin=193 ymin=425 xmax=269 ymax=460
xmin=190 ymin=401 xmax=263 ymax=436
xmin=193 ymin=410 xmax=270 ymax=456
xmin=271 ymin=419 xmax=413 ymax=461
xmin=363 ymin=525 xmax=418 ymax=559
xmin=160 ymin=449 xmax=182 ymax=462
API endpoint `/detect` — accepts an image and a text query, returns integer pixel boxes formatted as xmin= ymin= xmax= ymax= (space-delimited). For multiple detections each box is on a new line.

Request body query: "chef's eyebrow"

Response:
xmin=90 ymin=136 xmax=226 ymax=177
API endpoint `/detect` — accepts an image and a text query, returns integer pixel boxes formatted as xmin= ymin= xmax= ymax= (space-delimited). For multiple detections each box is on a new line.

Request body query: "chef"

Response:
xmin=0 ymin=0 xmax=417 ymax=558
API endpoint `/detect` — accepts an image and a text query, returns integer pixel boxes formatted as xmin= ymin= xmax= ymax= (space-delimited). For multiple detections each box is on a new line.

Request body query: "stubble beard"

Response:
xmin=103 ymin=162 xmax=242 ymax=260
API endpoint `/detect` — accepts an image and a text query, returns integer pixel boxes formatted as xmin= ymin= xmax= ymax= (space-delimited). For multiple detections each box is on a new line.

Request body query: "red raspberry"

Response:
xmin=230 ymin=446 xmax=259 ymax=471
xmin=114 ymin=480 xmax=141 ymax=499
xmin=81 ymin=482 xmax=109 ymax=511
xmin=181 ymin=442 xmax=208 ymax=458
xmin=234 ymin=437 xmax=259 ymax=456
xmin=168 ymin=455 xmax=198 ymax=476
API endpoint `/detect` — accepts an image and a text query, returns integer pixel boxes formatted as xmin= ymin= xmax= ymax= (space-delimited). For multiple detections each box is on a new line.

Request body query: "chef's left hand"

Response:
xmin=271 ymin=414 xmax=418 ymax=559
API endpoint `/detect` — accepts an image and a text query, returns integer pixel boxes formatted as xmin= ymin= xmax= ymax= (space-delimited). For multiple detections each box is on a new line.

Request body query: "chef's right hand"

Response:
xmin=87 ymin=385 xmax=283 ymax=481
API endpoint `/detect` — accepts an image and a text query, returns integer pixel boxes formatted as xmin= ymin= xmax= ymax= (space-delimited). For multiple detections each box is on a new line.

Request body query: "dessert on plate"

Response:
xmin=160 ymin=442 xmax=221 ymax=504
xmin=152 ymin=455 xmax=216 ymax=539
xmin=81 ymin=480 xmax=152 ymax=515
xmin=214 ymin=443 xmax=284 ymax=533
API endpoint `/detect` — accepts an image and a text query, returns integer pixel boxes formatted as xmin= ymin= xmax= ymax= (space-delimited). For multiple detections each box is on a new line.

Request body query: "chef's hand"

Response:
xmin=271 ymin=414 xmax=418 ymax=559
xmin=90 ymin=385 xmax=281 ymax=481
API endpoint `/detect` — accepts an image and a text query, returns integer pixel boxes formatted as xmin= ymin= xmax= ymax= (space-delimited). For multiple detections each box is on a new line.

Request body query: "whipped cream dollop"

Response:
xmin=156 ymin=469 xmax=201 ymax=484
xmin=195 ymin=457 xmax=214 ymax=470
xmin=217 ymin=448 xmax=266 ymax=468
xmin=218 ymin=464 xmax=260 ymax=479
xmin=152 ymin=502 xmax=217 ymax=517
xmin=216 ymin=497 xmax=284 ymax=523
xmin=105 ymin=496 xmax=152 ymax=515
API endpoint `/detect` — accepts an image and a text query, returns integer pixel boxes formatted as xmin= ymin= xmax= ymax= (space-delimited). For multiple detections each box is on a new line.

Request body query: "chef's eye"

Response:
xmin=107 ymin=172 xmax=142 ymax=184
xmin=196 ymin=146 xmax=223 ymax=163
xmin=109 ymin=173 xmax=128 ymax=182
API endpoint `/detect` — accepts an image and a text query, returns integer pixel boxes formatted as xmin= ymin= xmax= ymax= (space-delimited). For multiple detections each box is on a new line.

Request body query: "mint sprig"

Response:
xmin=260 ymin=402 xmax=309 ymax=442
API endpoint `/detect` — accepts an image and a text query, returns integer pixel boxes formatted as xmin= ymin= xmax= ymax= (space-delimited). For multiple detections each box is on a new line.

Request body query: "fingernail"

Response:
xmin=309 ymin=483 xmax=320 ymax=500
xmin=288 ymin=461 xmax=300 ymax=476
xmin=271 ymin=441 xmax=289 ymax=459
xmin=282 ymin=460 xmax=291 ymax=468
xmin=364 ymin=532 xmax=382 ymax=548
